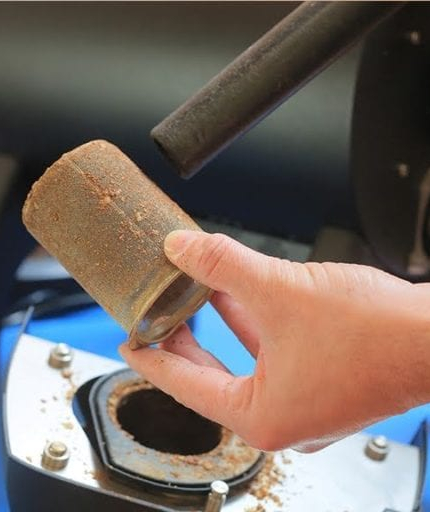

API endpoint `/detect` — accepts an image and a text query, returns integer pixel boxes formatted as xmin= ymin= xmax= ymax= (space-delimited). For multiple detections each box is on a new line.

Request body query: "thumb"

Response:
xmin=164 ymin=230 xmax=268 ymax=298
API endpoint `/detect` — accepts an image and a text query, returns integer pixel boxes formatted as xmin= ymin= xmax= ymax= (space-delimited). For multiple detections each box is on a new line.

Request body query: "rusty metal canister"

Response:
xmin=22 ymin=140 xmax=211 ymax=348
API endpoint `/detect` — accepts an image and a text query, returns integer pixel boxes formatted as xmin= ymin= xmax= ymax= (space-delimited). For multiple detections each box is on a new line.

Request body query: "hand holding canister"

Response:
xmin=122 ymin=229 xmax=430 ymax=452
xmin=22 ymin=140 xmax=211 ymax=348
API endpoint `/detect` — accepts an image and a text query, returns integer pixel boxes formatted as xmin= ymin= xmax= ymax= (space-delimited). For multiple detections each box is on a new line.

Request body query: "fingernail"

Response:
xmin=164 ymin=230 xmax=197 ymax=260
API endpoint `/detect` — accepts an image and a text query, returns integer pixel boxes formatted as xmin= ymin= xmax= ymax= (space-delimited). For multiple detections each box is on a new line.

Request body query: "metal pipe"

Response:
xmin=204 ymin=481 xmax=229 ymax=512
xmin=151 ymin=1 xmax=403 ymax=178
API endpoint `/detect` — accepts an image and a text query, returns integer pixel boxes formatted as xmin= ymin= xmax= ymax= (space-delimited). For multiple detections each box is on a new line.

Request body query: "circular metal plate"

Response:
xmin=89 ymin=369 xmax=264 ymax=496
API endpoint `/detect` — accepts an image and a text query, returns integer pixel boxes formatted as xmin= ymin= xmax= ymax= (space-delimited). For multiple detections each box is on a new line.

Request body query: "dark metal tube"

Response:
xmin=151 ymin=1 xmax=403 ymax=179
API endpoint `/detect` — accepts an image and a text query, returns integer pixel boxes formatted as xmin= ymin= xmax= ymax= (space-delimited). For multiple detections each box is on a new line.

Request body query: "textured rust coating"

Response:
xmin=22 ymin=140 xmax=210 ymax=345
xmin=106 ymin=378 xmax=262 ymax=484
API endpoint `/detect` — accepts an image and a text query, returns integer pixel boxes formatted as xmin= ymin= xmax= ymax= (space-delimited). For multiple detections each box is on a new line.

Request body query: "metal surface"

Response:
xmin=408 ymin=168 xmax=430 ymax=276
xmin=198 ymin=219 xmax=311 ymax=262
xmin=151 ymin=1 xmax=402 ymax=178
xmin=310 ymin=227 xmax=377 ymax=266
xmin=4 ymin=334 xmax=423 ymax=511
xmin=204 ymin=481 xmax=229 ymax=512
xmin=48 ymin=343 xmax=73 ymax=369
xmin=352 ymin=3 xmax=430 ymax=279
xmin=89 ymin=369 xmax=262 ymax=493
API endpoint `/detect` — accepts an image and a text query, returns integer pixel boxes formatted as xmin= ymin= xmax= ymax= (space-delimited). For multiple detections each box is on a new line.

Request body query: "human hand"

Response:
xmin=120 ymin=230 xmax=430 ymax=452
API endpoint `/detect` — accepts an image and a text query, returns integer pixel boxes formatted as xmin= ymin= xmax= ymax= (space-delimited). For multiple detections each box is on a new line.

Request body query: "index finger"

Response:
xmin=119 ymin=343 xmax=253 ymax=434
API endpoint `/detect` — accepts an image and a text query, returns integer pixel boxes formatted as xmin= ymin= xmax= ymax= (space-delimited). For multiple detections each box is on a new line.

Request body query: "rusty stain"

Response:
xmin=105 ymin=377 xmax=262 ymax=483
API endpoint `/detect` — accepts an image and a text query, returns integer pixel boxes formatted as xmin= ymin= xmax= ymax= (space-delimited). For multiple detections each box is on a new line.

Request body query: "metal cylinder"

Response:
xmin=41 ymin=441 xmax=70 ymax=471
xmin=151 ymin=1 xmax=402 ymax=178
xmin=22 ymin=140 xmax=211 ymax=347
xmin=364 ymin=435 xmax=389 ymax=461
xmin=48 ymin=343 xmax=73 ymax=369
xmin=204 ymin=481 xmax=229 ymax=512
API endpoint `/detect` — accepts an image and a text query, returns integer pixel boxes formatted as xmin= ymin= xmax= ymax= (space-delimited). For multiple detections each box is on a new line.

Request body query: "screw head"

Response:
xmin=372 ymin=435 xmax=387 ymax=449
xmin=396 ymin=162 xmax=410 ymax=178
xmin=365 ymin=435 xmax=389 ymax=461
xmin=205 ymin=480 xmax=229 ymax=512
xmin=48 ymin=441 xmax=68 ymax=457
xmin=48 ymin=343 xmax=73 ymax=369
xmin=406 ymin=30 xmax=422 ymax=46
xmin=56 ymin=343 xmax=71 ymax=356
xmin=210 ymin=480 xmax=229 ymax=496
xmin=42 ymin=441 xmax=70 ymax=470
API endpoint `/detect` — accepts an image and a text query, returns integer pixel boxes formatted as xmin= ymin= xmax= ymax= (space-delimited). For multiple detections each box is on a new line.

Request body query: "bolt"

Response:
xmin=406 ymin=30 xmax=422 ymax=46
xmin=396 ymin=162 xmax=410 ymax=178
xmin=48 ymin=343 xmax=73 ymax=369
xmin=41 ymin=441 xmax=70 ymax=470
xmin=365 ymin=435 xmax=389 ymax=461
xmin=204 ymin=480 xmax=229 ymax=512
xmin=373 ymin=436 xmax=387 ymax=448
xmin=48 ymin=442 xmax=67 ymax=457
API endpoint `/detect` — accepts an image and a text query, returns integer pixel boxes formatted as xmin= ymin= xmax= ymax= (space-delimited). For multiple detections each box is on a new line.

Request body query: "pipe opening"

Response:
xmin=116 ymin=388 xmax=222 ymax=455
xmin=135 ymin=273 xmax=210 ymax=345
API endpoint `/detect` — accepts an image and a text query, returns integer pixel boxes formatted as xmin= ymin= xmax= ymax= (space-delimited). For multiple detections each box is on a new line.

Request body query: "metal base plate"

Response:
xmin=3 ymin=334 xmax=423 ymax=511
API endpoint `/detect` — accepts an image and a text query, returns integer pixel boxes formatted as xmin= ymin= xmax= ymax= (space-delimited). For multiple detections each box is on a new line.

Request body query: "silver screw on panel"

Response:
xmin=365 ymin=435 xmax=389 ymax=461
xmin=204 ymin=480 xmax=229 ymax=512
xmin=41 ymin=441 xmax=70 ymax=470
xmin=396 ymin=162 xmax=410 ymax=178
xmin=406 ymin=30 xmax=422 ymax=46
xmin=48 ymin=343 xmax=73 ymax=369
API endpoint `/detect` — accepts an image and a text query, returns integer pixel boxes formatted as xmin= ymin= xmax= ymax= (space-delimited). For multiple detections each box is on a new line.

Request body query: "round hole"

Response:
xmin=116 ymin=389 xmax=222 ymax=455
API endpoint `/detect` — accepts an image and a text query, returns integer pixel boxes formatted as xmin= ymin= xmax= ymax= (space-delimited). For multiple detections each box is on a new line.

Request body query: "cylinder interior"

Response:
xmin=135 ymin=273 xmax=209 ymax=344
xmin=116 ymin=388 xmax=222 ymax=455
